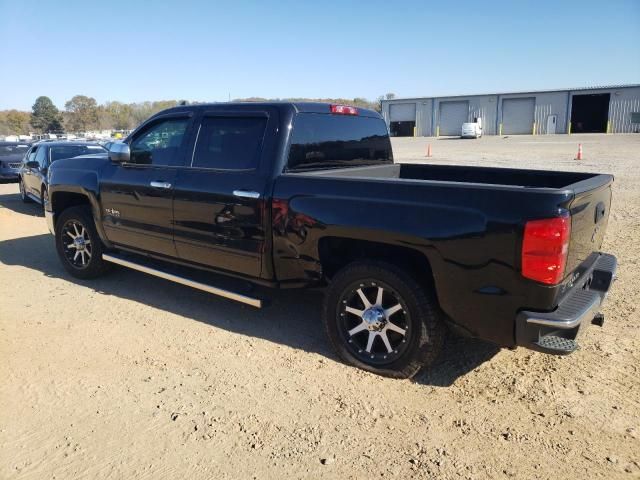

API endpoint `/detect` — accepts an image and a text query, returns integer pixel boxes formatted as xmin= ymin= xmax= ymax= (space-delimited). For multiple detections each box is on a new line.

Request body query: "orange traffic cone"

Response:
xmin=426 ymin=143 xmax=432 ymax=158
xmin=575 ymin=144 xmax=583 ymax=160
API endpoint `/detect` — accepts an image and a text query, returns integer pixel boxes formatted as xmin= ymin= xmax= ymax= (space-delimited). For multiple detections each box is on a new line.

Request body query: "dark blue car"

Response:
xmin=0 ymin=142 xmax=30 ymax=181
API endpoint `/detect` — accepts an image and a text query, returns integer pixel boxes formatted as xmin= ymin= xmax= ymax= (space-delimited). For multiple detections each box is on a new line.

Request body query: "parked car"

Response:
xmin=101 ymin=140 xmax=122 ymax=151
xmin=45 ymin=102 xmax=616 ymax=379
xmin=461 ymin=118 xmax=483 ymax=139
xmin=19 ymin=142 xmax=107 ymax=207
xmin=0 ymin=142 xmax=30 ymax=181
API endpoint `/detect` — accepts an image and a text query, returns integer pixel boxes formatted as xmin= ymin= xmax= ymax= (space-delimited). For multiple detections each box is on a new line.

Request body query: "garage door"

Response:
xmin=439 ymin=101 xmax=469 ymax=136
xmin=502 ymin=97 xmax=535 ymax=134
xmin=389 ymin=103 xmax=416 ymax=122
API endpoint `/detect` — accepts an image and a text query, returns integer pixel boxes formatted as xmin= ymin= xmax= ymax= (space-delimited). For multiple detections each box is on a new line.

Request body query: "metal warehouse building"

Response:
xmin=380 ymin=84 xmax=640 ymax=137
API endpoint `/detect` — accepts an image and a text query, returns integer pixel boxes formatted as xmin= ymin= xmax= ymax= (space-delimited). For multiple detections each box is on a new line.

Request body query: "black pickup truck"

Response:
xmin=45 ymin=102 xmax=617 ymax=378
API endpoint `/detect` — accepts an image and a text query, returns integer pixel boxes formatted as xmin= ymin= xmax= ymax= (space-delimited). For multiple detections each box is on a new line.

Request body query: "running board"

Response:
xmin=102 ymin=253 xmax=262 ymax=308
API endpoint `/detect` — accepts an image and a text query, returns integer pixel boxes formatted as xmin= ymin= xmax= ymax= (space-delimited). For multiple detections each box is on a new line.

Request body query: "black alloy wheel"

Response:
xmin=55 ymin=206 xmax=110 ymax=279
xmin=324 ymin=261 xmax=445 ymax=379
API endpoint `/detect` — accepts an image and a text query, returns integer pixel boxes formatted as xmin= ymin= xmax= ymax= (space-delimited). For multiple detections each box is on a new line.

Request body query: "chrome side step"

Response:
xmin=102 ymin=253 xmax=262 ymax=308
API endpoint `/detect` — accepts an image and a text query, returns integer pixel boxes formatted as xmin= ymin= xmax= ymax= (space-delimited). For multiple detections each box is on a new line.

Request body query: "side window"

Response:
xmin=25 ymin=147 xmax=37 ymax=164
xmin=191 ymin=116 xmax=267 ymax=170
xmin=129 ymin=117 xmax=189 ymax=166
xmin=34 ymin=146 xmax=47 ymax=168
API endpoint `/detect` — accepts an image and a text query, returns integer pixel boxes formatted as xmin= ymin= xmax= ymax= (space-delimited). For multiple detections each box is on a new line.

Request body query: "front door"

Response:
xmin=100 ymin=114 xmax=192 ymax=257
xmin=546 ymin=114 xmax=557 ymax=134
xmin=25 ymin=145 xmax=47 ymax=197
xmin=172 ymin=110 xmax=276 ymax=278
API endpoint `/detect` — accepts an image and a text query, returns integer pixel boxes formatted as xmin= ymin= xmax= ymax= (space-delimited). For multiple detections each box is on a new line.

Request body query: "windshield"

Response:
xmin=287 ymin=113 xmax=393 ymax=171
xmin=50 ymin=145 xmax=106 ymax=162
xmin=0 ymin=145 xmax=29 ymax=158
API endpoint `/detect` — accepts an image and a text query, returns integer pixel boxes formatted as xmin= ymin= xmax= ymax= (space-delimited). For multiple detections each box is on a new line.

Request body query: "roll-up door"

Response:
xmin=389 ymin=103 xmax=416 ymax=121
xmin=439 ymin=101 xmax=469 ymax=136
xmin=389 ymin=103 xmax=417 ymax=137
xmin=502 ymin=97 xmax=535 ymax=134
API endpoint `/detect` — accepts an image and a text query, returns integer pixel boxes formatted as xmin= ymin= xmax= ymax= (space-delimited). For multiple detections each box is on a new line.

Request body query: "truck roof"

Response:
xmin=158 ymin=102 xmax=383 ymax=119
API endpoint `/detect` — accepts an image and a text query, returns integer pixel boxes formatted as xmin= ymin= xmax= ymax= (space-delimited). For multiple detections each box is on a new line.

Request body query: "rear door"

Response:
xmin=172 ymin=109 xmax=277 ymax=277
xmin=99 ymin=114 xmax=193 ymax=257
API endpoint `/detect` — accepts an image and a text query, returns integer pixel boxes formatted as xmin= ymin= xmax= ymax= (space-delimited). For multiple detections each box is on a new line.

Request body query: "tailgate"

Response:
xmin=566 ymin=174 xmax=613 ymax=273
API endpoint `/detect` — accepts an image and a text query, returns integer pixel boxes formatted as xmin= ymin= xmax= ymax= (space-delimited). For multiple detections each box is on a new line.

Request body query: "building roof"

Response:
xmin=381 ymin=84 xmax=640 ymax=102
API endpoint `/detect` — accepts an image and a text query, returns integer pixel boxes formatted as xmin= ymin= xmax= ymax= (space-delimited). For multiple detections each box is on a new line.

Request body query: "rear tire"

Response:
xmin=55 ymin=206 xmax=110 ymax=279
xmin=323 ymin=261 xmax=445 ymax=379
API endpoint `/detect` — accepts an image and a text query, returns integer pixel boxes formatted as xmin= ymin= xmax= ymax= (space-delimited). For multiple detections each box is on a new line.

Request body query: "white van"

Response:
xmin=461 ymin=117 xmax=483 ymax=139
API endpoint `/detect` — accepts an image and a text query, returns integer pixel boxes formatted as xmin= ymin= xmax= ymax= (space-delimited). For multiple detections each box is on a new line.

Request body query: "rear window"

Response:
xmin=287 ymin=113 xmax=392 ymax=171
xmin=50 ymin=145 xmax=106 ymax=162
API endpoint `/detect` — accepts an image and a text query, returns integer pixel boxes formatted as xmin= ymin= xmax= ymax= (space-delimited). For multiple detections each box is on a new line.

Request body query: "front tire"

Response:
xmin=40 ymin=187 xmax=48 ymax=214
xmin=19 ymin=178 xmax=31 ymax=203
xmin=55 ymin=206 xmax=110 ymax=279
xmin=323 ymin=261 xmax=445 ymax=379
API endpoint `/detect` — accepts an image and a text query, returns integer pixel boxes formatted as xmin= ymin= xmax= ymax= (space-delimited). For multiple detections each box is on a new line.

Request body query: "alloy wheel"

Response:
xmin=61 ymin=220 xmax=93 ymax=268
xmin=338 ymin=280 xmax=412 ymax=365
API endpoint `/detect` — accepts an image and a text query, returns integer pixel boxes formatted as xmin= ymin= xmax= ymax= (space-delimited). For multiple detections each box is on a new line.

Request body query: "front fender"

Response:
xmin=48 ymin=166 xmax=112 ymax=248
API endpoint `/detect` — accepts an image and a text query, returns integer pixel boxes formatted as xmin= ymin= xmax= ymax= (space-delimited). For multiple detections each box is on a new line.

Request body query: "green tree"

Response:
xmin=5 ymin=110 xmax=31 ymax=134
xmin=31 ymin=96 xmax=63 ymax=133
xmin=103 ymin=101 xmax=134 ymax=130
xmin=65 ymin=95 xmax=99 ymax=132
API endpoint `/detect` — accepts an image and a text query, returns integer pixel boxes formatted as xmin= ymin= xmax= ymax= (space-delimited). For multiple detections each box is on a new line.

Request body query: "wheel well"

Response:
xmin=318 ymin=237 xmax=435 ymax=288
xmin=51 ymin=191 xmax=91 ymax=217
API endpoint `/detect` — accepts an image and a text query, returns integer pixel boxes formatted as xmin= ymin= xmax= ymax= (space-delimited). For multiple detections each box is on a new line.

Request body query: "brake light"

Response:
xmin=521 ymin=216 xmax=571 ymax=285
xmin=330 ymin=104 xmax=358 ymax=115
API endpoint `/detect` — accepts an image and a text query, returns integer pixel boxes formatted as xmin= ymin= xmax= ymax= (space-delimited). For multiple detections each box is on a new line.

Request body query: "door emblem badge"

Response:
xmin=105 ymin=208 xmax=121 ymax=217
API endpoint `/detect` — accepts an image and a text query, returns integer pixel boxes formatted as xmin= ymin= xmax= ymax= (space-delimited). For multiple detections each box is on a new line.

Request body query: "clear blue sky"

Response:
xmin=1 ymin=0 xmax=638 ymax=110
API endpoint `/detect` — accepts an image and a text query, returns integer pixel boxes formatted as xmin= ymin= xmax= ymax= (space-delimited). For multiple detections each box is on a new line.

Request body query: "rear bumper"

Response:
xmin=515 ymin=253 xmax=617 ymax=354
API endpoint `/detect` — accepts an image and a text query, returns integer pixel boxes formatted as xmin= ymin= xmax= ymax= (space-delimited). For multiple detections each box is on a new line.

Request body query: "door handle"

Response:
xmin=150 ymin=181 xmax=172 ymax=189
xmin=233 ymin=190 xmax=260 ymax=199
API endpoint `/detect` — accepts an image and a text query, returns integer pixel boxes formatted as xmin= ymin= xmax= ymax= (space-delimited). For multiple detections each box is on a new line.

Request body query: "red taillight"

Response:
xmin=521 ymin=216 xmax=571 ymax=285
xmin=330 ymin=104 xmax=358 ymax=115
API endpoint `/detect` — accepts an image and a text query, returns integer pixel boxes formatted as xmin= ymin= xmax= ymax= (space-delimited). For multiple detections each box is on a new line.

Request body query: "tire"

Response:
xmin=323 ymin=261 xmax=445 ymax=379
xmin=19 ymin=177 xmax=31 ymax=203
xmin=40 ymin=186 xmax=48 ymax=214
xmin=55 ymin=205 xmax=110 ymax=279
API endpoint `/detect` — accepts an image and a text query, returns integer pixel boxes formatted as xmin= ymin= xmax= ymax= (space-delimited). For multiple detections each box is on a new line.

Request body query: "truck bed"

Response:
xmin=299 ymin=162 xmax=606 ymax=192
xmin=276 ymin=161 xmax=613 ymax=346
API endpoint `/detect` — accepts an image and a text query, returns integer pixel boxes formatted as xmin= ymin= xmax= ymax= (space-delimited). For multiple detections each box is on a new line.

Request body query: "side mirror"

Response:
xmin=26 ymin=160 xmax=39 ymax=168
xmin=108 ymin=143 xmax=130 ymax=163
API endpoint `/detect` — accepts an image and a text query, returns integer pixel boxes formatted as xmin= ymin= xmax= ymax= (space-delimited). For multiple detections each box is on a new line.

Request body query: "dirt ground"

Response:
xmin=1 ymin=134 xmax=639 ymax=479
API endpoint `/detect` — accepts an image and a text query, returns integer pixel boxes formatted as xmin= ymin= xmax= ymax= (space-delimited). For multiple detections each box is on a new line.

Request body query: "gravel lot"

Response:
xmin=1 ymin=134 xmax=639 ymax=479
